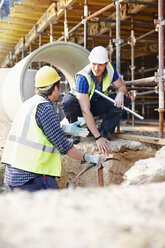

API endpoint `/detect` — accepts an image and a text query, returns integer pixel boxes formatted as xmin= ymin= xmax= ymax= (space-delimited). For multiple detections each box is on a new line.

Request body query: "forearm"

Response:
xmin=82 ymin=110 xmax=100 ymax=138
xmin=118 ymin=84 xmax=128 ymax=95
xmin=113 ymin=77 xmax=128 ymax=96
xmin=67 ymin=146 xmax=84 ymax=161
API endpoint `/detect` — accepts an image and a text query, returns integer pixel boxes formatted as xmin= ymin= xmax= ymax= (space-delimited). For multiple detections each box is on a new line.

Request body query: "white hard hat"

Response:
xmin=88 ymin=46 xmax=109 ymax=64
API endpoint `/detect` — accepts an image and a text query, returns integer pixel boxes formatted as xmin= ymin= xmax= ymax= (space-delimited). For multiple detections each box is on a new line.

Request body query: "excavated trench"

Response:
xmin=56 ymin=137 xmax=158 ymax=189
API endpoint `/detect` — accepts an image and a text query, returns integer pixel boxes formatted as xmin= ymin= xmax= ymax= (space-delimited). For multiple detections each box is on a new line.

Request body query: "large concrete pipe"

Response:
xmin=0 ymin=42 xmax=89 ymax=122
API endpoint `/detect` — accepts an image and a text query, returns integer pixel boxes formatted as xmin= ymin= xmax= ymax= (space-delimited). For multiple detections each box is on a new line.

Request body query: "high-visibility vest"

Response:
xmin=2 ymin=95 xmax=61 ymax=177
xmin=75 ymin=62 xmax=115 ymax=100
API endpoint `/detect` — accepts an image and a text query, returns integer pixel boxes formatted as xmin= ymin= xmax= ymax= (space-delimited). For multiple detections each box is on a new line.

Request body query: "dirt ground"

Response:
xmin=0 ymin=117 xmax=165 ymax=248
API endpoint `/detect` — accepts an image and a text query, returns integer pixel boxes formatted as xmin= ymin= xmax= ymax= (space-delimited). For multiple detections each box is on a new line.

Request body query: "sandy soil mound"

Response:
xmin=0 ymin=183 xmax=165 ymax=248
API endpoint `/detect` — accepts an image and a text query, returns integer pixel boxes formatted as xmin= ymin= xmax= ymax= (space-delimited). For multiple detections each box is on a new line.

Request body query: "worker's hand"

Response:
xmin=62 ymin=121 xmax=89 ymax=137
xmin=114 ymin=91 xmax=124 ymax=109
xmin=84 ymin=154 xmax=106 ymax=170
xmin=96 ymin=137 xmax=111 ymax=155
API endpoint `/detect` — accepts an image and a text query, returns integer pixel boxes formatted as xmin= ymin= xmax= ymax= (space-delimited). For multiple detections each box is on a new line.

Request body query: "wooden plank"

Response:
xmin=3 ymin=30 xmax=27 ymax=36
xmin=0 ymin=38 xmax=19 ymax=43
xmin=80 ymin=0 xmax=110 ymax=6
xmin=114 ymin=133 xmax=165 ymax=146
xmin=98 ymin=168 xmax=104 ymax=187
xmin=24 ymin=3 xmax=58 ymax=47
xmin=9 ymin=17 xmax=37 ymax=25
xmin=25 ymin=26 xmax=36 ymax=47
xmin=20 ymin=0 xmax=53 ymax=7
xmin=13 ymin=4 xmax=47 ymax=15
xmin=10 ymin=12 xmax=42 ymax=20
xmin=36 ymin=3 xmax=57 ymax=33
xmin=0 ymin=45 xmax=13 ymax=49
xmin=0 ymin=49 xmax=11 ymax=54
xmin=0 ymin=23 xmax=32 ymax=31
xmin=0 ymin=34 xmax=22 ymax=41
xmin=15 ymin=37 xmax=25 ymax=55
xmin=59 ymin=0 xmax=77 ymax=8
xmin=0 ymin=53 xmax=9 ymax=58
xmin=0 ymin=40 xmax=16 ymax=45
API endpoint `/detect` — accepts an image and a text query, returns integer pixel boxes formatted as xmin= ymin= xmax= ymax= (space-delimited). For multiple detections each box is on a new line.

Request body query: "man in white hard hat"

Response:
xmin=62 ymin=46 xmax=130 ymax=154
xmin=2 ymin=66 xmax=105 ymax=191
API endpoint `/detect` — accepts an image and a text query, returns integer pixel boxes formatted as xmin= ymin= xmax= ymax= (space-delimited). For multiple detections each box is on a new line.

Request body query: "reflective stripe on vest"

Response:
xmin=8 ymin=96 xmax=58 ymax=154
xmin=8 ymin=135 xmax=57 ymax=153
xmin=75 ymin=62 xmax=114 ymax=100
xmin=2 ymin=95 xmax=61 ymax=176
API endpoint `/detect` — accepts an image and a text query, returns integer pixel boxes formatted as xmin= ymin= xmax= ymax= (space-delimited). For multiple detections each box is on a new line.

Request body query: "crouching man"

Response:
xmin=2 ymin=66 xmax=105 ymax=192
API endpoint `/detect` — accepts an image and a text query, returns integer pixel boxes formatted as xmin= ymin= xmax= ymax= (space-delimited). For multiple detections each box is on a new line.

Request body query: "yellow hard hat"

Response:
xmin=35 ymin=66 xmax=61 ymax=87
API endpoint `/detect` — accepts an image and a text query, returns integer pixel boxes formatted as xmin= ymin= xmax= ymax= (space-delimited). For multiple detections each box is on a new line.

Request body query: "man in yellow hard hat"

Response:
xmin=2 ymin=66 xmax=105 ymax=191
xmin=62 ymin=46 xmax=130 ymax=154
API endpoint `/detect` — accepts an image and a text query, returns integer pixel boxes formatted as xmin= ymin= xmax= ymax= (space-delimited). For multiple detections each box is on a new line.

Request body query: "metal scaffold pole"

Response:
xmin=50 ymin=23 xmax=53 ymax=43
xmin=57 ymin=3 xmax=114 ymax=42
xmin=108 ymin=28 xmax=113 ymax=62
xmin=114 ymin=0 xmax=121 ymax=74
xmin=155 ymin=0 xmax=165 ymax=138
xmin=64 ymin=8 xmax=68 ymax=42
xmin=113 ymin=0 xmax=122 ymax=132
xmin=84 ymin=0 xmax=88 ymax=49
xmin=129 ymin=16 xmax=136 ymax=126
xmin=39 ymin=34 xmax=42 ymax=68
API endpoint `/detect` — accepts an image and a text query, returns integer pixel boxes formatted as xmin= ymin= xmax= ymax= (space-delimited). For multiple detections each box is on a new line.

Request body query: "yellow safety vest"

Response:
xmin=2 ymin=95 xmax=61 ymax=177
xmin=75 ymin=62 xmax=115 ymax=100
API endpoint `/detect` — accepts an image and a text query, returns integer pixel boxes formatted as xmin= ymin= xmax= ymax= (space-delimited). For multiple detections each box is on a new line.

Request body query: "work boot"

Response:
xmin=72 ymin=136 xmax=80 ymax=144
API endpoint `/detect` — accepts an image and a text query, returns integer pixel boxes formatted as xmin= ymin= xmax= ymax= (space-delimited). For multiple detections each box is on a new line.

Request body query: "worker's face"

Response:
xmin=91 ymin=62 xmax=107 ymax=77
xmin=54 ymin=84 xmax=61 ymax=101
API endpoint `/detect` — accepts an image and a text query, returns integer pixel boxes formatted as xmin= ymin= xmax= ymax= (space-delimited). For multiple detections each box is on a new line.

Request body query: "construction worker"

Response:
xmin=2 ymin=66 xmax=105 ymax=192
xmin=62 ymin=46 xmax=130 ymax=154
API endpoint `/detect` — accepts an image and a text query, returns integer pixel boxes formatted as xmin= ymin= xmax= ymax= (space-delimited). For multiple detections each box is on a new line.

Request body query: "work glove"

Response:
xmin=62 ymin=121 xmax=89 ymax=137
xmin=84 ymin=154 xmax=106 ymax=170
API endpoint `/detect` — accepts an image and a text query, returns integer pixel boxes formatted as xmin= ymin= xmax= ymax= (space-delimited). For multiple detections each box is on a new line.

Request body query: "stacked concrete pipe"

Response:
xmin=0 ymin=42 xmax=90 ymax=122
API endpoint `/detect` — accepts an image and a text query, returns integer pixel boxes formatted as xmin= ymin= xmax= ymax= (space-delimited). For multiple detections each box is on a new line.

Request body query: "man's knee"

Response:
xmin=61 ymin=93 xmax=72 ymax=107
xmin=61 ymin=93 xmax=81 ymax=120
xmin=61 ymin=94 xmax=76 ymax=112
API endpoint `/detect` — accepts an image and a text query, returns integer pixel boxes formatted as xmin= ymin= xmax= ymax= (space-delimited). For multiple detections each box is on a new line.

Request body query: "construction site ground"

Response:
xmin=0 ymin=117 xmax=165 ymax=247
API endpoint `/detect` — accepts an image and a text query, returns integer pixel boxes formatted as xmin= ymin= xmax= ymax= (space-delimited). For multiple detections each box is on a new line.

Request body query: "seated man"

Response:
xmin=62 ymin=46 xmax=130 ymax=154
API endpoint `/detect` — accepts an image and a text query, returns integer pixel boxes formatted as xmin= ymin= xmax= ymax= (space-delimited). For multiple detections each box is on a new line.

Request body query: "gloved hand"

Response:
xmin=62 ymin=121 xmax=89 ymax=137
xmin=84 ymin=154 xmax=106 ymax=170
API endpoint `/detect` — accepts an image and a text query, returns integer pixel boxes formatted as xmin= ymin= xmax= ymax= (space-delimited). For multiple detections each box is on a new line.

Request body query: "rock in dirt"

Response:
xmin=124 ymin=146 xmax=165 ymax=184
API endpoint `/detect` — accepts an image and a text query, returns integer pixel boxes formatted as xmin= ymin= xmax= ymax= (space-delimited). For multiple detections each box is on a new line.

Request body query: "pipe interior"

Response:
xmin=1 ymin=42 xmax=89 ymax=122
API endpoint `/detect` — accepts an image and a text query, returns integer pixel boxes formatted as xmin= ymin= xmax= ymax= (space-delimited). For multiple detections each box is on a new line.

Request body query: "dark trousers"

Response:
xmin=9 ymin=175 xmax=59 ymax=192
xmin=61 ymin=93 xmax=130 ymax=134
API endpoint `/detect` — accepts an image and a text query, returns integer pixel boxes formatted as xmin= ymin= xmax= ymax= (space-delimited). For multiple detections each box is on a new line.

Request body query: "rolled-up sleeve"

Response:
xmin=75 ymin=74 xmax=89 ymax=94
xmin=36 ymin=102 xmax=73 ymax=155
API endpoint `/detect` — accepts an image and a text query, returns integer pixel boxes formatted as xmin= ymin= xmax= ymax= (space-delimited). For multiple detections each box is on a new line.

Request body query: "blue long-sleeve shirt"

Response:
xmin=4 ymin=95 xmax=73 ymax=186
xmin=75 ymin=63 xmax=119 ymax=101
